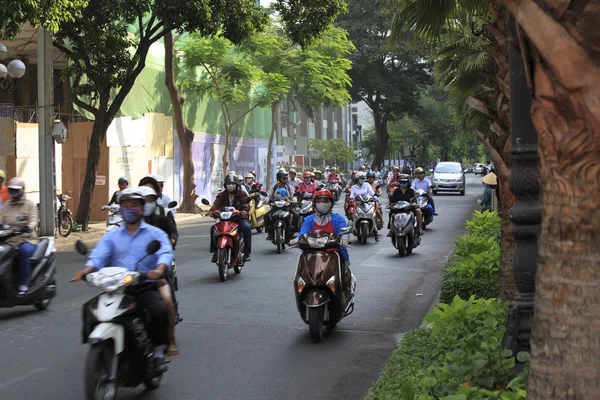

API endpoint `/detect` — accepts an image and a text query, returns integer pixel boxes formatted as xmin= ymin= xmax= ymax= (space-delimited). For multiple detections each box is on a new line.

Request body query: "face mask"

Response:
xmin=143 ymin=201 xmax=157 ymax=217
xmin=399 ymin=183 xmax=408 ymax=188
xmin=226 ymin=184 xmax=237 ymax=193
xmin=358 ymin=179 xmax=365 ymax=184
xmin=122 ymin=207 xmax=142 ymax=224
xmin=316 ymin=203 xmax=331 ymax=214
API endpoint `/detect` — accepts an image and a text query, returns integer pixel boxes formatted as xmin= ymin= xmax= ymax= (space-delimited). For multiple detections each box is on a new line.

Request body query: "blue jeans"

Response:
xmin=18 ymin=242 xmax=36 ymax=286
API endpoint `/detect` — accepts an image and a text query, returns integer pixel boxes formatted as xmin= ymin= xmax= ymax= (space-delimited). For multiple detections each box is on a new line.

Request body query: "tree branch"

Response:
xmin=145 ymin=15 xmax=157 ymax=38
xmin=52 ymin=41 xmax=74 ymax=58
xmin=148 ymin=25 xmax=175 ymax=44
xmin=138 ymin=13 xmax=145 ymax=41
xmin=230 ymin=103 xmax=261 ymax=128
xmin=477 ymin=131 xmax=510 ymax=179
xmin=72 ymin=96 xmax=98 ymax=117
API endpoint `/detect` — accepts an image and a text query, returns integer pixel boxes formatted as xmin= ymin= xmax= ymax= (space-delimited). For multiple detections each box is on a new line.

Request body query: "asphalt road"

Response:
xmin=0 ymin=175 xmax=481 ymax=400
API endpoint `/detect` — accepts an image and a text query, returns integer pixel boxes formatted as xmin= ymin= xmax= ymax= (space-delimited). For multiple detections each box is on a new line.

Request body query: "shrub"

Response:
xmin=445 ymin=247 xmax=500 ymax=279
xmin=466 ymin=210 xmax=501 ymax=240
xmin=453 ymin=235 xmax=499 ymax=258
xmin=440 ymin=273 xmax=499 ymax=304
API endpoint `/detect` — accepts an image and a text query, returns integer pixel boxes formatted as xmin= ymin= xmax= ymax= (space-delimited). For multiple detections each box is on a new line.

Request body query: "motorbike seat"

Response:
xmin=30 ymin=238 xmax=50 ymax=264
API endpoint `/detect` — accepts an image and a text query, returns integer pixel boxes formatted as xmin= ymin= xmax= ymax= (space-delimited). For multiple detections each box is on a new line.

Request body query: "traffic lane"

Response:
xmin=0 ymin=179 xmax=479 ymax=400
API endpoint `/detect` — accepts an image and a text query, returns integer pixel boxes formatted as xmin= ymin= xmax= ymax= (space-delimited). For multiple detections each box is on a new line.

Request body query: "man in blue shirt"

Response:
xmin=72 ymin=189 xmax=173 ymax=364
xmin=411 ymin=167 xmax=436 ymax=213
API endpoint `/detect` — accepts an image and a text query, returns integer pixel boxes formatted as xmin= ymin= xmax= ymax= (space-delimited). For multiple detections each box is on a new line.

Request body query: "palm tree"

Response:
xmin=497 ymin=1 xmax=600 ymax=397
xmin=391 ymin=0 xmax=516 ymax=301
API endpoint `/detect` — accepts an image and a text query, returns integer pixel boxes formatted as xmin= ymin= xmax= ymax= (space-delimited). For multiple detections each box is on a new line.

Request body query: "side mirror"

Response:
xmin=168 ymin=201 xmax=178 ymax=208
xmin=340 ymin=227 xmax=352 ymax=234
xmin=429 ymin=169 xmax=433 ymax=173
xmin=146 ymin=240 xmax=161 ymax=255
xmin=75 ymin=240 xmax=88 ymax=255
xmin=201 ymin=198 xmax=210 ymax=206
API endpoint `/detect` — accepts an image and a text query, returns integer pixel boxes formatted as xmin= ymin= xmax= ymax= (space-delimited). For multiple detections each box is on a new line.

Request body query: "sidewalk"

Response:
xmin=53 ymin=209 xmax=210 ymax=251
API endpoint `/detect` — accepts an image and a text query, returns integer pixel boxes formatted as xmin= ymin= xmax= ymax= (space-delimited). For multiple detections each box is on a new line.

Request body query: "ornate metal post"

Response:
xmin=502 ymin=16 xmax=542 ymax=356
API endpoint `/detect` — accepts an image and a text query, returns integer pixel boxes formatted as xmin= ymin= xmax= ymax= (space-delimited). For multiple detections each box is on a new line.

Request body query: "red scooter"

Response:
xmin=202 ymin=198 xmax=251 ymax=282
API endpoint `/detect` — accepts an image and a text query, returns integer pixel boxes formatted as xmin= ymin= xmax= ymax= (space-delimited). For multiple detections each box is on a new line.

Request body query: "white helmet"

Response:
xmin=355 ymin=171 xmax=366 ymax=180
xmin=137 ymin=186 xmax=157 ymax=198
xmin=245 ymin=173 xmax=254 ymax=179
xmin=152 ymin=174 xmax=165 ymax=183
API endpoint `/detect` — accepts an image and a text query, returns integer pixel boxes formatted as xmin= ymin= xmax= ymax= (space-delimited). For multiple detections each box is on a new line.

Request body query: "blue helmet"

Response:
xmin=276 ymin=188 xmax=288 ymax=199
xmin=366 ymin=171 xmax=376 ymax=178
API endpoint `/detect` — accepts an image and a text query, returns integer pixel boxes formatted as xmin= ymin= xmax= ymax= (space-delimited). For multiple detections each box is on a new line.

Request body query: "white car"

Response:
xmin=432 ymin=162 xmax=466 ymax=196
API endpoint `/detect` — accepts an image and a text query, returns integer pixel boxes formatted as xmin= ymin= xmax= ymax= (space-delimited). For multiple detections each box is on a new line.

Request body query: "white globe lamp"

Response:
xmin=7 ymin=59 xmax=26 ymax=79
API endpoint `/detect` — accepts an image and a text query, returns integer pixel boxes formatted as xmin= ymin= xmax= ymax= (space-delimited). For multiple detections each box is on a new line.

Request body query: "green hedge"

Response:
xmin=440 ymin=273 xmax=499 ymax=304
xmin=366 ymin=297 xmax=528 ymax=400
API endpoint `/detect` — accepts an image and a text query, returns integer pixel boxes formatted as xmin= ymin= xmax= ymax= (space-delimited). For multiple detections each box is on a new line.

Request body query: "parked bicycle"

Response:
xmin=57 ymin=193 xmax=74 ymax=237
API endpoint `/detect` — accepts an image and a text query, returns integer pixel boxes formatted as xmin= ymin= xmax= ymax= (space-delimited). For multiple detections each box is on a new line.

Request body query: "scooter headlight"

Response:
xmin=394 ymin=213 xmax=410 ymax=229
xmin=307 ymin=236 xmax=329 ymax=248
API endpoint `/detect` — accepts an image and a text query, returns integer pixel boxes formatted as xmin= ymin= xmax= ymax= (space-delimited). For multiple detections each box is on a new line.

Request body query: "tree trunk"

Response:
xmin=222 ymin=126 xmax=230 ymax=177
xmin=499 ymin=0 xmax=600 ymax=397
xmin=164 ymin=30 xmax=199 ymax=213
xmin=266 ymin=104 xmax=278 ymax=190
xmin=75 ymin=117 xmax=110 ymax=230
xmin=372 ymin=111 xmax=389 ymax=168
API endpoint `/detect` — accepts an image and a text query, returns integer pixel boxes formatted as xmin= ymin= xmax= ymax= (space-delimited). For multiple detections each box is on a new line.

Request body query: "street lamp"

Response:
xmin=0 ymin=43 xmax=26 ymax=92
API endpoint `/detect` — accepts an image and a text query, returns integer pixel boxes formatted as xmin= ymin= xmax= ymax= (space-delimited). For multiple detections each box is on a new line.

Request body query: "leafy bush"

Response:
xmin=366 ymin=297 xmax=526 ymax=400
xmin=440 ymin=273 xmax=499 ymax=304
xmin=466 ymin=210 xmax=501 ymax=240
xmin=453 ymin=235 xmax=499 ymax=259
xmin=445 ymin=246 xmax=500 ymax=279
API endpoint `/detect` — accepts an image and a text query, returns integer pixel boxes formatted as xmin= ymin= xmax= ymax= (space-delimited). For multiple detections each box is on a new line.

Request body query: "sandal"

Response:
xmin=167 ymin=342 xmax=179 ymax=358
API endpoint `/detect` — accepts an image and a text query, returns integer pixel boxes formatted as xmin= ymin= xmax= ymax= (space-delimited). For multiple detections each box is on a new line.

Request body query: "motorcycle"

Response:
xmin=387 ymin=181 xmax=399 ymax=201
xmin=344 ymin=187 xmax=354 ymax=220
xmin=74 ymin=240 xmax=168 ymax=400
xmin=326 ymin=180 xmax=342 ymax=202
xmin=202 ymin=197 xmax=251 ymax=282
xmin=0 ymin=226 xmax=57 ymax=310
xmin=268 ymin=197 xmax=294 ymax=254
xmin=351 ymin=194 xmax=379 ymax=245
xmin=415 ymin=189 xmax=435 ymax=230
xmin=293 ymin=228 xmax=355 ymax=343
xmin=248 ymin=184 xmax=267 ymax=233
xmin=388 ymin=200 xmax=421 ymax=257
xmin=294 ymin=191 xmax=315 ymax=230
xmin=57 ymin=193 xmax=74 ymax=237
xmin=101 ymin=204 xmax=124 ymax=233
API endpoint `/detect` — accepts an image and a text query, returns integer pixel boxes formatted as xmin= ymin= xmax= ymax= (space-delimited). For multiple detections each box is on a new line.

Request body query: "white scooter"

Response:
xmin=101 ymin=204 xmax=123 ymax=232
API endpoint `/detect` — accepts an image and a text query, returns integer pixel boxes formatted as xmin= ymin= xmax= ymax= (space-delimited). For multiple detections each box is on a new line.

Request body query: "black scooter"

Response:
xmin=0 ymin=226 xmax=57 ymax=310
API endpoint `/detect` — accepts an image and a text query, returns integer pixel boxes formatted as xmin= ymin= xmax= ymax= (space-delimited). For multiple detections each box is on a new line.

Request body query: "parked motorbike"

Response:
xmin=351 ymin=194 xmax=379 ymax=245
xmin=294 ymin=191 xmax=314 ymax=230
xmin=57 ymin=193 xmax=74 ymax=237
xmin=248 ymin=185 xmax=267 ymax=233
xmin=202 ymin=198 xmax=251 ymax=281
xmin=293 ymin=228 xmax=355 ymax=343
xmin=388 ymin=201 xmax=421 ymax=257
xmin=74 ymin=240 xmax=168 ymax=400
xmin=268 ymin=197 xmax=294 ymax=254
xmin=0 ymin=226 xmax=57 ymax=310
xmin=415 ymin=189 xmax=435 ymax=230
xmin=101 ymin=204 xmax=124 ymax=232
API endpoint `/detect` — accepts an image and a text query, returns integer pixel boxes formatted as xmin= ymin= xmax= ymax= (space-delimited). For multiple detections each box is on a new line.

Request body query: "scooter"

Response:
xmin=388 ymin=201 xmax=421 ymax=257
xmin=415 ymin=189 xmax=435 ymax=230
xmin=248 ymin=184 xmax=267 ymax=233
xmin=202 ymin=198 xmax=250 ymax=282
xmin=268 ymin=197 xmax=294 ymax=254
xmin=0 ymin=226 xmax=57 ymax=310
xmin=327 ymin=180 xmax=342 ymax=202
xmin=101 ymin=204 xmax=123 ymax=232
xmin=351 ymin=194 xmax=379 ymax=245
xmin=293 ymin=228 xmax=356 ymax=343
xmin=74 ymin=240 xmax=168 ymax=400
xmin=294 ymin=192 xmax=314 ymax=230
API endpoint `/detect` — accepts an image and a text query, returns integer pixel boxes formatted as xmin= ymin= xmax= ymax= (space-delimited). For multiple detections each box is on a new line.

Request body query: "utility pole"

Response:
xmin=37 ymin=28 xmax=55 ymax=236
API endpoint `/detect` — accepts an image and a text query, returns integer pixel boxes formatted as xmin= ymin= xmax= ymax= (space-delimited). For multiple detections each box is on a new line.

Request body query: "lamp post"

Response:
xmin=0 ymin=43 xmax=26 ymax=92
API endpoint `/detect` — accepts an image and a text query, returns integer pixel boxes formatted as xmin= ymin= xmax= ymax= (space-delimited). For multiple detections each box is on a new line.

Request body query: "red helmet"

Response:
xmin=249 ymin=170 xmax=257 ymax=177
xmin=314 ymin=189 xmax=334 ymax=201
xmin=303 ymin=171 xmax=313 ymax=178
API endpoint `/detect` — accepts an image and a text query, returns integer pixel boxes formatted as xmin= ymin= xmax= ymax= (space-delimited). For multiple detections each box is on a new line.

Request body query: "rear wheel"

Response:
xmin=85 ymin=342 xmax=117 ymax=400
xmin=217 ymin=248 xmax=229 ymax=282
xmin=308 ymin=307 xmax=324 ymax=343
xmin=58 ymin=213 xmax=73 ymax=237
xmin=276 ymin=226 xmax=283 ymax=254
xmin=360 ymin=225 xmax=368 ymax=245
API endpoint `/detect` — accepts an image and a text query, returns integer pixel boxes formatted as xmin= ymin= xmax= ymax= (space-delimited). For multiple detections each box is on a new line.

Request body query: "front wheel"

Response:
xmin=459 ymin=189 xmax=465 ymax=196
xmin=397 ymin=236 xmax=407 ymax=257
xmin=58 ymin=213 xmax=73 ymax=237
xmin=276 ymin=226 xmax=283 ymax=254
xmin=85 ymin=342 xmax=117 ymax=400
xmin=308 ymin=307 xmax=324 ymax=343
xmin=217 ymin=247 xmax=229 ymax=282
xmin=360 ymin=225 xmax=368 ymax=245
xmin=34 ymin=297 xmax=52 ymax=310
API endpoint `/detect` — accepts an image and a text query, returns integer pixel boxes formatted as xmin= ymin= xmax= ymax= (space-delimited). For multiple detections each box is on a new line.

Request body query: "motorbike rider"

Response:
xmin=108 ymin=176 xmax=129 ymax=205
xmin=296 ymin=171 xmax=317 ymax=199
xmin=373 ymin=167 xmax=381 ymax=180
xmin=248 ymin=170 xmax=261 ymax=186
xmin=139 ymin=177 xmax=178 ymax=238
xmin=314 ymin=170 xmax=324 ymax=187
xmin=388 ymin=174 xmax=424 ymax=235
xmin=288 ymin=168 xmax=302 ymax=189
xmin=290 ymin=189 xmax=354 ymax=293
xmin=209 ymin=174 xmax=252 ymax=262
xmin=1 ymin=177 xmax=38 ymax=294
xmin=349 ymin=172 xmax=380 ymax=242
xmin=151 ymin=175 xmax=175 ymax=215
xmin=138 ymin=186 xmax=179 ymax=358
xmin=327 ymin=166 xmax=342 ymax=183
xmin=264 ymin=169 xmax=298 ymax=242
xmin=366 ymin=171 xmax=385 ymax=230
xmin=244 ymin=172 xmax=260 ymax=192
xmin=71 ymin=188 xmax=173 ymax=367
xmin=411 ymin=167 xmax=436 ymax=213
xmin=138 ymin=181 xmax=178 ymax=247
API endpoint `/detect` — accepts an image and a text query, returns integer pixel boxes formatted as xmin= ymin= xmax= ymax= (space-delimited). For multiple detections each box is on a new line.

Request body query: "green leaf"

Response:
xmin=501 ymin=349 xmax=514 ymax=358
